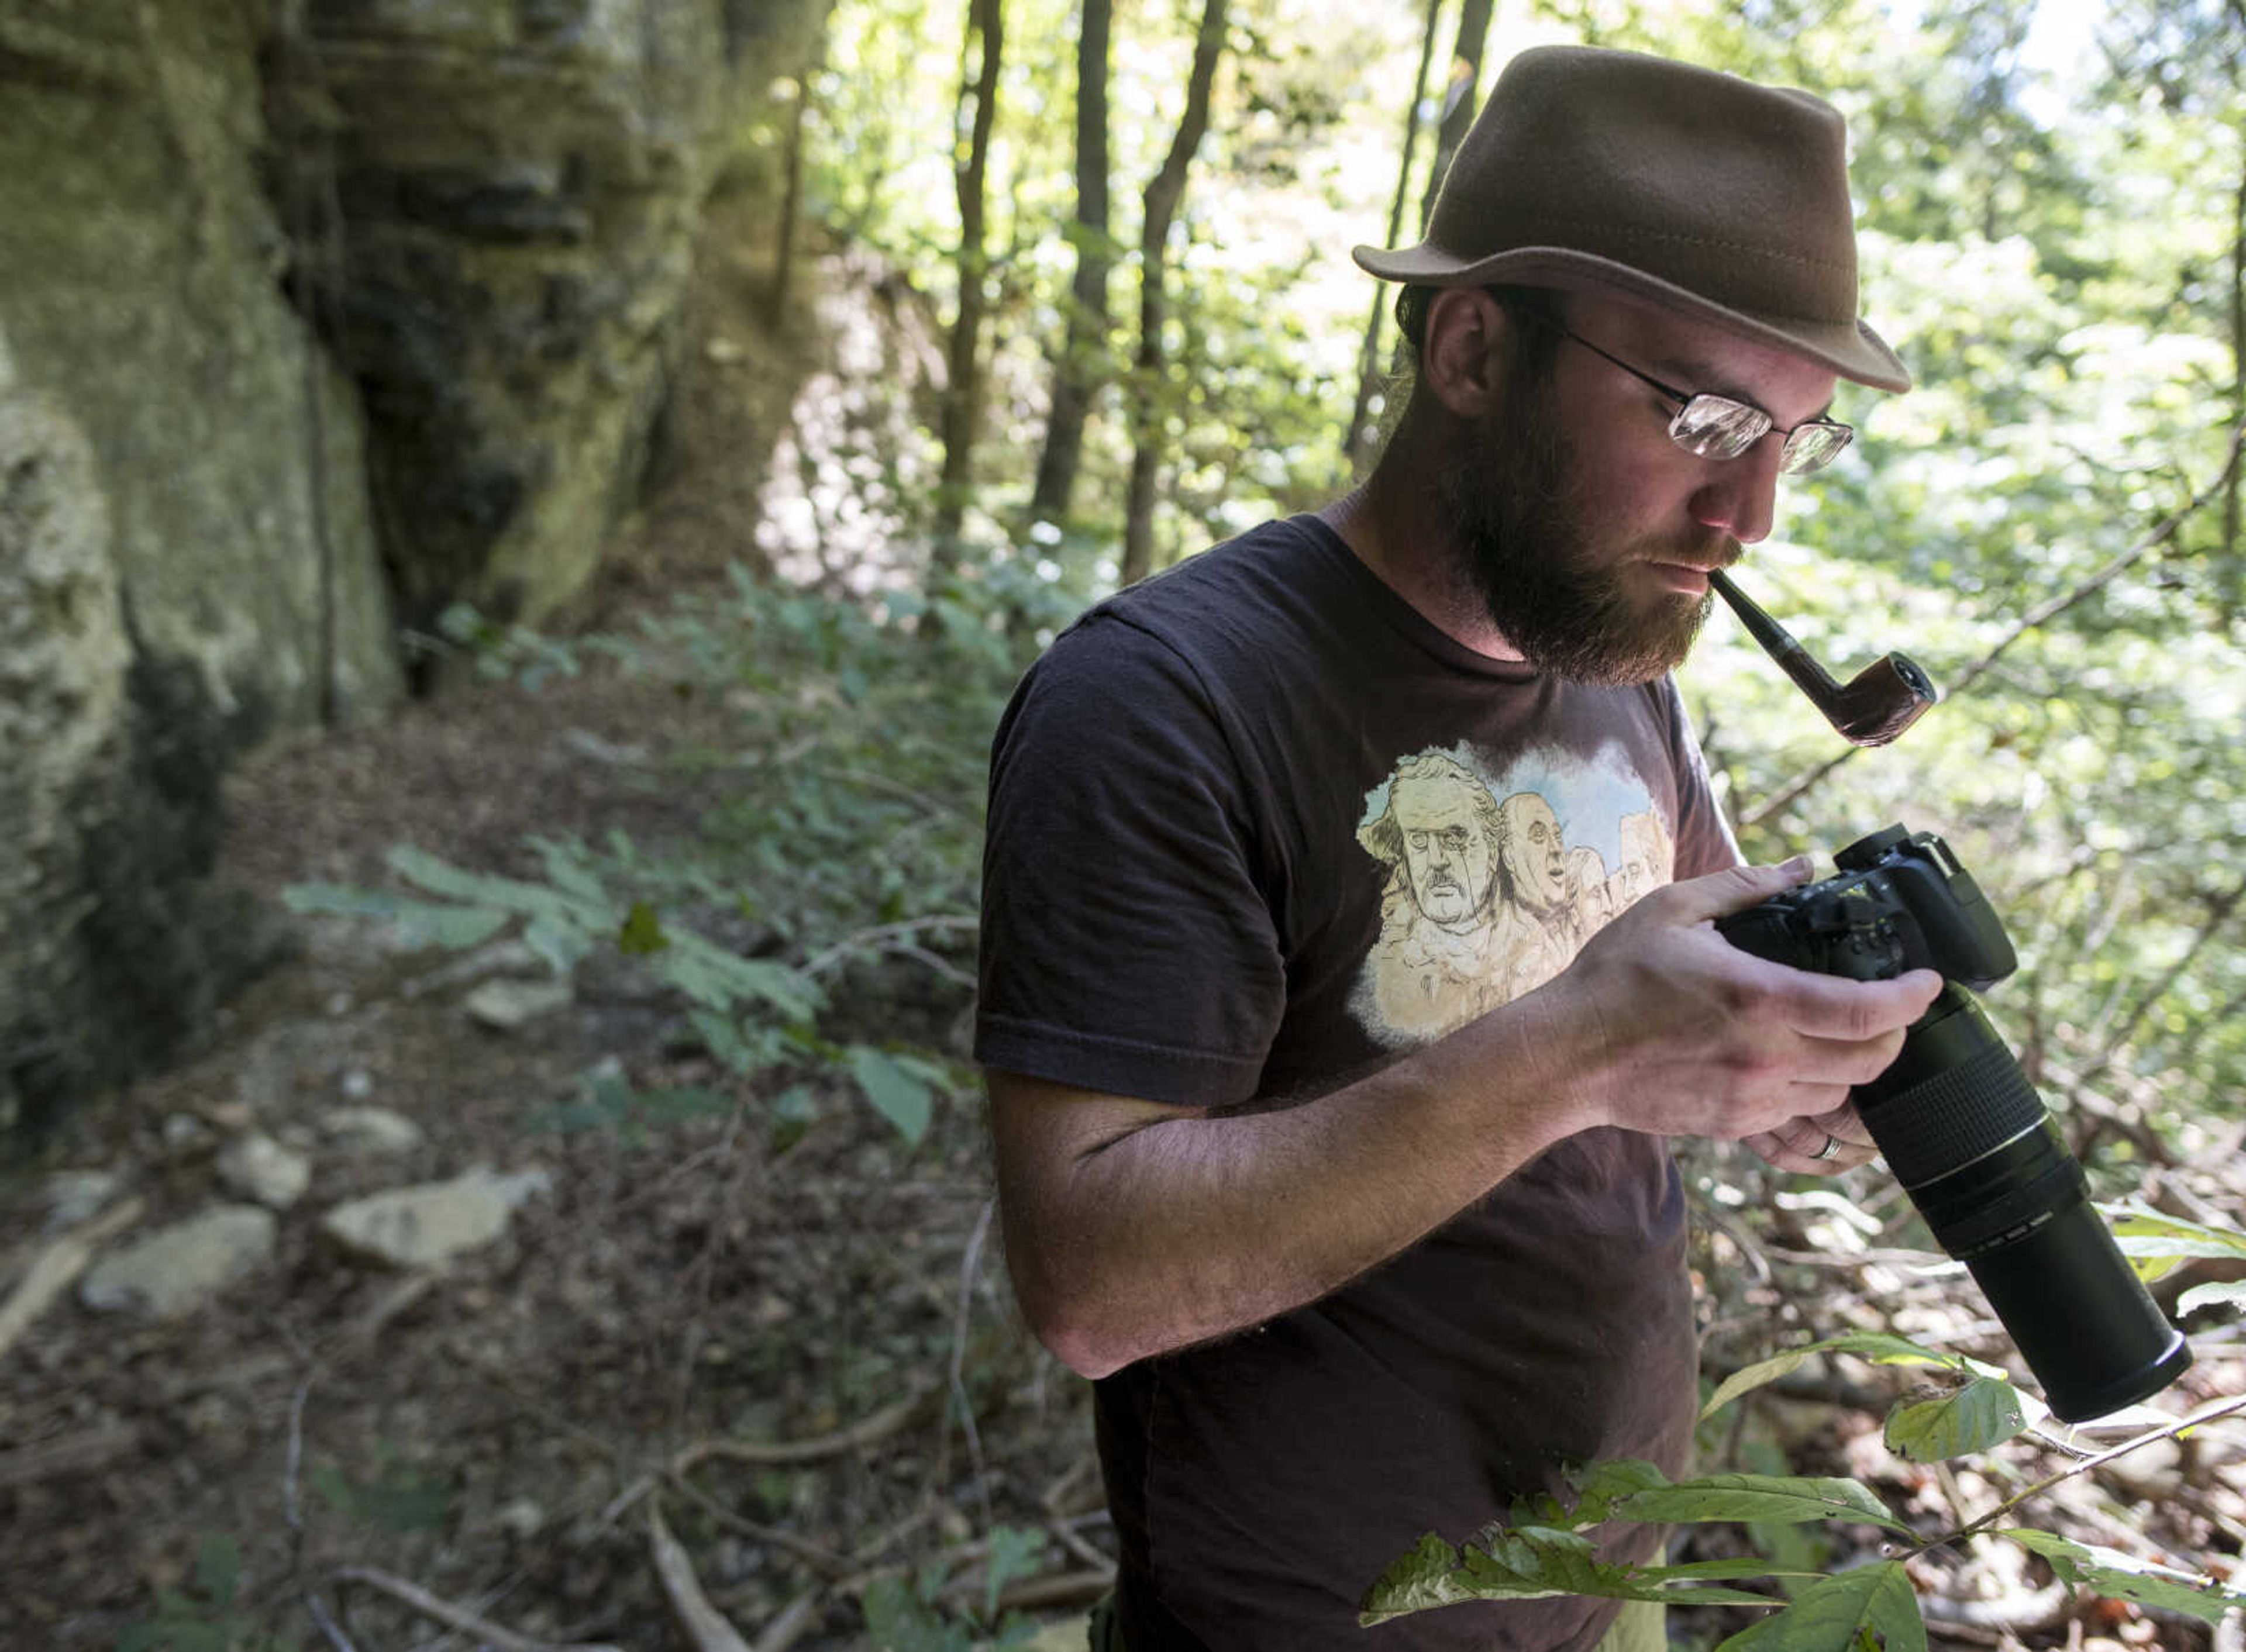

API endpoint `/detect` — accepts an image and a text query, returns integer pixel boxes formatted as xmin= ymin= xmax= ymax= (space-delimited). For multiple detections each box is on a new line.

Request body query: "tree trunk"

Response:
xmin=767 ymin=54 xmax=821 ymax=329
xmin=2226 ymin=138 xmax=2242 ymax=619
xmin=1341 ymin=0 xmax=1446 ymax=477
xmin=1119 ymin=0 xmax=1228 ymax=587
xmin=931 ymin=0 xmax=1005 ymax=576
xmin=1029 ymin=0 xmax=1114 ymax=527
xmin=1417 ymin=0 xmax=1494 ymax=229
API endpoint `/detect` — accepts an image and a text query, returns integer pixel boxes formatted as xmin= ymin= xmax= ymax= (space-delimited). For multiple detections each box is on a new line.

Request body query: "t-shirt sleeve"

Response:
xmin=975 ymin=614 xmax=1286 ymax=1108
xmin=1662 ymin=677 xmax=1742 ymax=880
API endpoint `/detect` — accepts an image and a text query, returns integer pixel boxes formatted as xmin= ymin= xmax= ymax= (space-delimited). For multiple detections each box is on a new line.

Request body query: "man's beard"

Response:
xmin=1437 ymin=371 xmax=1728 ymax=686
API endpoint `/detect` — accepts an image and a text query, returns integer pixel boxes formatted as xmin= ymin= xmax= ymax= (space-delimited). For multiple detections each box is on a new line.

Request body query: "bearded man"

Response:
xmin=976 ymin=44 xmax=1942 ymax=1652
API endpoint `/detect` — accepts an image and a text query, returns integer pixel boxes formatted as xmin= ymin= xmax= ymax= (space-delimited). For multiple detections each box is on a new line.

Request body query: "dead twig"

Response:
xmin=647 ymin=1498 xmax=755 ymax=1652
xmin=670 ymin=1384 xmax=935 ymax=1474
xmin=991 ymin=1567 xmax=1114 ymax=1613
xmin=329 ymin=1564 xmax=622 ymax=1652
xmin=752 ymin=1592 xmax=821 ymax=1652
xmin=942 ymin=1199 xmax=998 ymax=1521
xmin=0 ymin=1195 xmax=145 ymax=1359
xmin=662 ymin=1468 xmax=856 ymax=1575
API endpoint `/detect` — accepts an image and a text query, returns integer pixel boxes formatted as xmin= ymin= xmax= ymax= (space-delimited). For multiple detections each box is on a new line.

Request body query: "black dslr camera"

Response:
xmin=1717 ymin=826 xmax=2190 ymax=1422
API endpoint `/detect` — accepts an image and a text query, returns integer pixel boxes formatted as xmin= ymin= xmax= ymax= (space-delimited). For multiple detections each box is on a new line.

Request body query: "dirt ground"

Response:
xmin=6 ymin=209 xmax=2245 ymax=1652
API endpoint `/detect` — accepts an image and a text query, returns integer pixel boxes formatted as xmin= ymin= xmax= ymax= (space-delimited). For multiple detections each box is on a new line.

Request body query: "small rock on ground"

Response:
xmin=80 ymin=1205 xmax=277 ymax=1318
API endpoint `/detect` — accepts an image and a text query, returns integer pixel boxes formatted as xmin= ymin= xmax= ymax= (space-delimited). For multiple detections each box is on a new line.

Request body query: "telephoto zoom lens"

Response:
xmin=1856 ymin=985 xmax=2191 ymax=1422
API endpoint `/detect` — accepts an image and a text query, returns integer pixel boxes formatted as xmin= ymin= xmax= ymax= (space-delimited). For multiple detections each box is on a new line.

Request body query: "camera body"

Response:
xmin=1716 ymin=826 xmax=2190 ymax=1423
xmin=1715 ymin=825 xmax=2013 ymax=990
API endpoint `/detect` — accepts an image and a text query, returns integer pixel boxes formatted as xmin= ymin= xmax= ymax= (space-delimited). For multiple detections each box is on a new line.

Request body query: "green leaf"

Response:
xmin=1609 ymin=1470 xmax=1910 ymax=1534
xmin=2107 ymin=1208 xmax=2246 ymax=1283
xmin=636 ymin=1087 xmax=735 ymax=1125
xmin=1997 ymin=1530 xmax=2246 ymax=1625
xmin=1360 ymin=1534 xmax=1493 ymax=1623
xmin=309 ymin=1462 xmax=452 ymax=1533
xmin=1362 ymin=1527 xmax=1787 ymax=1625
xmin=283 ymin=881 xmax=511 ymax=951
xmin=1715 ymin=1561 xmax=1925 ymax=1652
xmin=982 ymin=1525 xmax=1045 ymax=1622
xmin=848 ymin=1046 xmax=934 ymax=1143
xmin=1883 ymin=1377 xmax=2027 ymax=1461
xmin=1703 ymin=1334 xmax=1959 ymax=1422
xmin=188 ymin=1533 xmax=240 ymax=1606
xmin=618 ymin=901 xmax=671 ymax=955
xmin=661 ymin=937 xmax=821 ymax=1021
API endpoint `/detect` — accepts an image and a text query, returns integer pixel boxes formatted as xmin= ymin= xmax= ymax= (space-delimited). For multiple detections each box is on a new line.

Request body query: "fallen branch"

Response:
xmin=648 ymin=1498 xmax=755 ymax=1652
xmin=0 ymin=1195 xmax=145 ymax=1360
xmin=0 ymin=1420 xmax=141 ymax=1489
xmin=670 ymin=1384 xmax=934 ymax=1473
xmin=662 ymin=1468 xmax=856 ymax=1575
xmin=329 ymin=1564 xmax=622 ymax=1652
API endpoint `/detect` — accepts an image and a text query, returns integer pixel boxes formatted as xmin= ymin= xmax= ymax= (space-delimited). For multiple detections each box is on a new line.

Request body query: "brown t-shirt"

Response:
xmin=977 ymin=517 xmax=1738 ymax=1651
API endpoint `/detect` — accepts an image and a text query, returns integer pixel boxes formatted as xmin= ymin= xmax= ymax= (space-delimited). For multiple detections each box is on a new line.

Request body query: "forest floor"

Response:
xmin=6 ymin=215 xmax=2246 ymax=1652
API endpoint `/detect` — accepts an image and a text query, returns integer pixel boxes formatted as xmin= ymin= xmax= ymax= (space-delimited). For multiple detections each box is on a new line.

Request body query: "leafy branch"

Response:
xmin=1366 ymin=1209 xmax=2246 ymax=1646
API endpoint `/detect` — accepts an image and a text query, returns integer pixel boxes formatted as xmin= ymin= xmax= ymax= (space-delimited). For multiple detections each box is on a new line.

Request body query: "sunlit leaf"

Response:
xmin=1883 ymin=1377 xmax=2027 ymax=1461
xmin=1702 ymin=1333 xmax=1959 ymax=1421
xmin=618 ymin=901 xmax=671 ymax=954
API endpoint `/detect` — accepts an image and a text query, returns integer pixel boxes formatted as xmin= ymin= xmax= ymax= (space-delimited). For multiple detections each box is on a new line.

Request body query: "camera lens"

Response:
xmin=1857 ymin=987 xmax=2190 ymax=1422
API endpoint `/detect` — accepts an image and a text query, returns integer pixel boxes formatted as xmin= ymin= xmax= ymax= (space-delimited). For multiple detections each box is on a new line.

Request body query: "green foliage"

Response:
xmin=309 ymin=1446 xmax=452 ymax=1534
xmin=116 ymin=1534 xmax=299 ymax=1652
xmin=288 ymin=567 xmax=1065 ymax=1152
xmin=1373 ymin=1291 xmax=2246 ymax=1643
xmin=1996 ymin=1528 xmax=2246 ymax=1624
xmin=859 ymin=1526 xmax=1046 ymax=1650
xmin=524 ymin=1067 xmax=736 ymax=1143
xmin=1713 ymin=1562 xmax=1924 ymax=1652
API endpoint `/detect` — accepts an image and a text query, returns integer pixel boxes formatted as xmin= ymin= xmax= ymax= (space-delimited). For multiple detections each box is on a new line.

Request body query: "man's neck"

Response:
xmin=1319 ymin=460 xmax=1524 ymax=663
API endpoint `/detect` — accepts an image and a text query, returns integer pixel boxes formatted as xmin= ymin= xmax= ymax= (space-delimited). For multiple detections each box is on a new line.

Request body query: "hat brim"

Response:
xmin=1352 ymin=243 xmax=1911 ymax=394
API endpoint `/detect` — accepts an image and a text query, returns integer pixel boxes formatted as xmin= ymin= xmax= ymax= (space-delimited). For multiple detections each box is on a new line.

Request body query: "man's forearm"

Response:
xmin=990 ymin=985 xmax=1602 ymax=1379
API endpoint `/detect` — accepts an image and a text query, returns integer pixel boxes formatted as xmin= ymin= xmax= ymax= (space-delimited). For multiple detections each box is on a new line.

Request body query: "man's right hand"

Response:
xmin=1539 ymin=857 xmax=1943 ymax=1145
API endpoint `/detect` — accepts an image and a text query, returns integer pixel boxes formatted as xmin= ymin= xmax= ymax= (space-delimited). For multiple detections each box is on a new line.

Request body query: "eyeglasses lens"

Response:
xmin=1777 ymin=423 xmax=1852 ymax=475
xmin=1670 ymin=398 xmax=1854 ymax=475
xmin=1669 ymin=397 xmax=1769 ymax=460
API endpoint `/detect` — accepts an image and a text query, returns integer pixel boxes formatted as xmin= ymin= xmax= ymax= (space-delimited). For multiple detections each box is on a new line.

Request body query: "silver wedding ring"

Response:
xmin=1811 ymin=1133 xmax=1842 ymax=1162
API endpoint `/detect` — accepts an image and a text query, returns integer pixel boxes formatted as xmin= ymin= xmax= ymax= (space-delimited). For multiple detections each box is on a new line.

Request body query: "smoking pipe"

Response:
xmin=1709 ymin=569 xmax=1938 ymax=747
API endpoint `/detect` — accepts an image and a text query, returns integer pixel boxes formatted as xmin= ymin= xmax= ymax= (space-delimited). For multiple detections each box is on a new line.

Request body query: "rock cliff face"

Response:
xmin=0 ymin=0 xmax=825 ymax=1141
xmin=275 ymin=0 xmax=817 ymax=633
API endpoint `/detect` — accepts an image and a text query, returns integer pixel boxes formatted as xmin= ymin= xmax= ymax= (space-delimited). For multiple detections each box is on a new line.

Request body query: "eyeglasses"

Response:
xmin=1518 ymin=310 xmax=1855 ymax=475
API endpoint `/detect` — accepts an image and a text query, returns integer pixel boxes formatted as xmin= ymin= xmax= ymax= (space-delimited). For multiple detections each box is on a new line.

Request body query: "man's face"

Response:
xmin=1437 ymin=293 xmax=1839 ymax=686
xmin=1391 ymin=776 xmax=1496 ymax=930
xmin=1498 ymin=793 xmax=1566 ymax=909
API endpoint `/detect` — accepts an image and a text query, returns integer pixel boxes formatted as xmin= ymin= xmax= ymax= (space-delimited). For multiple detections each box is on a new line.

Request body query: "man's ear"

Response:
xmin=1418 ymin=288 xmax=1513 ymax=419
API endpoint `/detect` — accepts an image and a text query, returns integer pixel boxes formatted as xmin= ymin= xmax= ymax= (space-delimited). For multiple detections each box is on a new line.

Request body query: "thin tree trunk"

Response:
xmin=1029 ymin=0 xmax=1114 ymax=526
xmin=1119 ymin=0 xmax=1228 ymax=587
xmin=1417 ymin=0 xmax=1494 ymax=229
xmin=931 ymin=0 xmax=1004 ymax=575
xmin=768 ymin=54 xmax=821 ymax=329
xmin=2226 ymin=135 xmax=2242 ymax=619
xmin=1341 ymin=0 xmax=1446 ymax=477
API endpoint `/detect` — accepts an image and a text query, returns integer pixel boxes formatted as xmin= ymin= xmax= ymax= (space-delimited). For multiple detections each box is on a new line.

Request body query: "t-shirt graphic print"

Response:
xmin=1351 ymin=741 xmax=1677 ymax=1049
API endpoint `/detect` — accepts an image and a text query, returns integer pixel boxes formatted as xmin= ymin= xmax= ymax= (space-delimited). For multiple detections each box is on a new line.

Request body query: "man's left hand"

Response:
xmin=1746 ymin=1101 xmax=1877 ymax=1174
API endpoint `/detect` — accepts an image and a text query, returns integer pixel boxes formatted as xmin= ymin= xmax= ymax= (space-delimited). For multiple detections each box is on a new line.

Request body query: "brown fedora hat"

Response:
xmin=1355 ymin=45 xmax=1910 ymax=392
